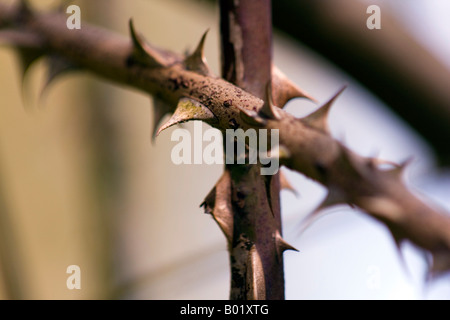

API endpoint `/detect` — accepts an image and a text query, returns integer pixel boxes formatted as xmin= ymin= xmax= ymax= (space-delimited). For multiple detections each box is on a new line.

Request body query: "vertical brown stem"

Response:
xmin=219 ymin=0 xmax=285 ymax=300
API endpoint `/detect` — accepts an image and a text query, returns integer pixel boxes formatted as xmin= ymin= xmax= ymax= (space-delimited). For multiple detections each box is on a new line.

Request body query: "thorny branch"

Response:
xmin=1 ymin=1 xmax=450 ymax=291
xmin=272 ymin=0 xmax=450 ymax=166
xmin=214 ymin=0 xmax=287 ymax=300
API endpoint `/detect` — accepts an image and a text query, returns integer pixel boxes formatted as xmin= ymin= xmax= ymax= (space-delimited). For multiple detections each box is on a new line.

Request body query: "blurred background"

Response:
xmin=0 ymin=0 xmax=449 ymax=299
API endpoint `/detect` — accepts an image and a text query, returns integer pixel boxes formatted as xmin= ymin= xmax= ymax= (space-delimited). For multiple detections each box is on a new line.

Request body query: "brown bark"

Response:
xmin=214 ymin=0 xmax=287 ymax=300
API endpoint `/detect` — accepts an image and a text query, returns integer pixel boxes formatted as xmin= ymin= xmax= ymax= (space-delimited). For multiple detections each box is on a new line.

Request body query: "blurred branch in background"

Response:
xmin=0 ymin=163 xmax=26 ymax=299
xmin=269 ymin=0 xmax=450 ymax=165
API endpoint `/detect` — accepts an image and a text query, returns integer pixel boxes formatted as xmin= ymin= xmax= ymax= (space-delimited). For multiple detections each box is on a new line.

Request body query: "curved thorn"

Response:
xmin=156 ymin=97 xmax=217 ymax=136
xmin=129 ymin=19 xmax=165 ymax=68
xmin=274 ymin=230 xmax=299 ymax=261
xmin=239 ymin=108 xmax=267 ymax=127
xmin=40 ymin=55 xmax=79 ymax=104
xmin=271 ymin=65 xmax=317 ymax=107
xmin=260 ymin=82 xmax=280 ymax=120
xmin=384 ymin=156 xmax=414 ymax=180
xmin=201 ymin=171 xmax=233 ymax=244
xmin=297 ymin=188 xmax=350 ymax=236
xmin=301 ymin=85 xmax=346 ymax=133
xmin=184 ymin=29 xmax=213 ymax=76
xmin=279 ymin=170 xmax=298 ymax=196
xmin=151 ymin=97 xmax=171 ymax=142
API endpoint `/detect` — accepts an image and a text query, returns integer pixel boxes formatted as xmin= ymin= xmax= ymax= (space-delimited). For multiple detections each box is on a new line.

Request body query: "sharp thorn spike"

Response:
xmin=391 ymin=236 xmax=412 ymax=280
xmin=264 ymin=175 xmax=275 ymax=217
xmin=274 ymin=231 xmax=299 ymax=261
xmin=156 ymin=98 xmax=217 ymax=136
xmin=151 ymin=97 xmax=171 ymax=142
xmin=40 ymin=55 xmax=79 ymax=104
xmin=129 ymin=19 xmax=165 ymax=68
xmin=279 ymin=170 xmax=298 ymax=196
xmin=313 ymin=187 xmax=349 ymax=215
xmin=238 ymin=108 xmax=267 ymax=127
xmin=366 ymin=156 xmax=399 ymax=169
xmin=17 ymin=48 xmax=42 ymax=81
xmin=271 ymin=65 xmax=317 ymax=107
xmin=184 ymin=29 xmax=213 ymax=76
xmin=202 ymin=172 xmax=233 ymax=244
xmin=301 ymin=85 xmax=346 ymax=133
xmin=297 ymin=188 xmax=350 ymax=236
xmin=16 ymin=48 xmax=43 ymax=110
xmin=260 ymin=82 xmax=281 ymax=120
xmin=385 ymin=156 xmax=414 ymax=179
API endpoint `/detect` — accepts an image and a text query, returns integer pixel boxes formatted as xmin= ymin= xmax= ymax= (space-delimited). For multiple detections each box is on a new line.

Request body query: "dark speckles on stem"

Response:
xmin=229 ymin=118 xmax=239 ymax=129
xmin=237 ymin=190 xmax=246 ymax=199
xmin=224 ymin=99 xmax=233 ymax=108
xmin=169 ymin=76 xmax=189 ymax=90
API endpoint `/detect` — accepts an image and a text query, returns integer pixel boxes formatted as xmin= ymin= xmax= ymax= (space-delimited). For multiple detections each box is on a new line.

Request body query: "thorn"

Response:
xmin=202 ymin=171 xmax=233 ymax=244
xmin=260 ymin=82 xmax=281 ymax=120
xmin=238 ymin=108 xmax=267 ymax=127
xmin=184 ymin=29 xmax=213 ymax=76
xmin=297 ymin=187 xmax=350 ymax=235
xmin=40 ymin=55 xmax=79 ymax=103
xmin=366 ymin=156 xmax=399 ymax=170
xmin=156 ymin=97 xmax=217 ymax=136
xmin=318 ymin=187 xmax=348 ymax=212
xmin=271 ymin=65 xmax=317 ymax=108
xmin=264 ymin=175 xmax=276 ymax=217
xmin=129 ymin=19 xmax=165 ymax=68
xmin=390 ymin=234 xmax=412 ymax=280
xmin=279 ymin=170 xmax=298 ymax=196
xmin=301 ymin=85 xmax=346 ymax=133
xmin=17 ymin=48 xmax=42 ymax=81
xmin=274 ymin=231 xmax=299 ymax=261
xmin=16 ymin=48 xmax=43 ymax=110
xmin=151 ymin=97 xmax=171 ymax=142
xmin=383 ymin=156 xmax=414 ymax=180
xmin=201 ymin=185 xmax=216 ymax=215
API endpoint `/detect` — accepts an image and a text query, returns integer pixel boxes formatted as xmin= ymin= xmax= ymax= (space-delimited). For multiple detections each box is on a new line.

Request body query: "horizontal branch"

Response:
xmin=1 ymin=2 xmax=450 ymax=276
xmin=272 ymin=0 xmax=450 ymax=166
